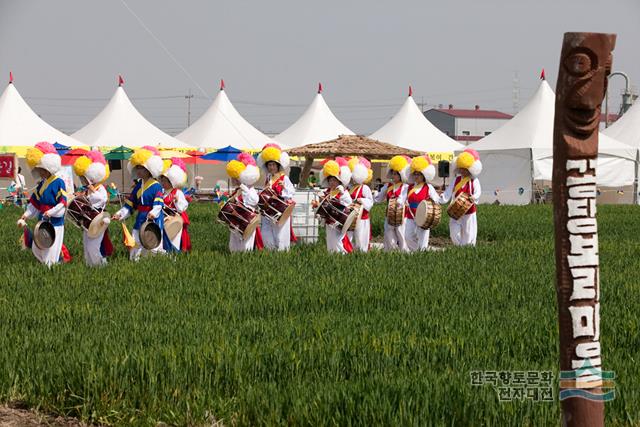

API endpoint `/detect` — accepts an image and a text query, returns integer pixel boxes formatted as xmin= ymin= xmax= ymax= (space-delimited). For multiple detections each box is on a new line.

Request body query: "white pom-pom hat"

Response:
xmin=452 ymin=148 xmax=482 ymax=177
xmin=73 ymin=150 xmax=110 ymax=185
xmin=25 ymin=142 xmax=62 ymax=175
xmin=320 ymin=157 xmax=352 ymax=187
xmin=409 ymin=154 xmax=436 ymax=183
xmin=127 ymin=145 xmax=164 ymax=178
xmin=347 ymin=156 xmax=372 ymax=185
xmin=386 ymin=155 xmax=411 ymax=183
xmin=256 ymin=143 xmax=290 ymax=172
xmin=161 ymin=157 xmax=188 ymax=188
xmin=226 ymin=152 xmax=260 ymax=186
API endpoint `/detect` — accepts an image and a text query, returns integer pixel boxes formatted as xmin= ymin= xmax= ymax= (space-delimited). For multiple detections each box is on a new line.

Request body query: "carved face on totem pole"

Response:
xmin=557 ymin=34 xmax=616 ymax=157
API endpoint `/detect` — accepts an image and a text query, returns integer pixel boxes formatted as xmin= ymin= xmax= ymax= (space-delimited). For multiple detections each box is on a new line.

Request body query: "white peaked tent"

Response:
xmin=466 ymin=79 xmax=637 ymax=205
xmin=0 ymin=81 xmax=85 ymax=151
xmin=603 ymin=100 xmax=640 ymax=204
xmin=177 ymin=84 xmax=274 ymax=150
xmin=275 ymin=85 xmax=354 ymax=148
xmin=369 ymin=92 xmax=464 ymax=152
xmin=72 ymin=83 xmax=190 ymax=148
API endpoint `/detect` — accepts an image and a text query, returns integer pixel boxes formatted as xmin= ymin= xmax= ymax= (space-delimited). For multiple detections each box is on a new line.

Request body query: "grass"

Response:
xmin=0 ymin=202 xmax=638 ymax=426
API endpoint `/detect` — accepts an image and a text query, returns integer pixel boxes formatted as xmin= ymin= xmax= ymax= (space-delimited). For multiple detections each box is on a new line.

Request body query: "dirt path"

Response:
xmin=0 ymin=405 xmax=86 ymax=427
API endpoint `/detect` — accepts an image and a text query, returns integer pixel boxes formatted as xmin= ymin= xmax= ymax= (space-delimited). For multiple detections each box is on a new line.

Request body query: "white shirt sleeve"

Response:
xmin=338 ymin=186 xmax=352 ymax=207
xmin=173 ymin=189 xmax=189 ymax=213
xmin=150 ymin=204 xmax=162 ymax=218
xmin=45 ymin=202 xmax=66 ymax=218
xmin=439 ymin=178 xmax=456 ymax=204
xmin=116 ymin=206 xmax=131 ymax=220
xmin=427 ymin=184 xmax=440 ymax=204
xmin=281 ymin=175 xmax=296 ymax=200
xmin=24 ymin=203 xmax=39 ymax=219
xmin=358 ymin=185 xmax=374 ymax=211
xmin=472 ymin=178 xmax=482 ymax=203
xmin=374 ymin=183 xmax=389 ymax=203
xmin=396 ymin=184 xmax=409 ymax=206
xmin=241 ymin=186 xmax=259 ymax=209
xmin=88 ymin=186 xmax=108 ymax=210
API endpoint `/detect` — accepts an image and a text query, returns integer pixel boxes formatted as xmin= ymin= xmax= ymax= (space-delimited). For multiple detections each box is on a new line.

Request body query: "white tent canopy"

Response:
xmin=369 ymin=94 xmax=464 ymax=152
xmin=466 ymin=80 xmax=637 ymax=205
xmin=177 ymin=87 xmax=274 ymax=150
xmin=603 ymin=100 xmax=640 ymax=204
xmin=275 ymin=88 xmax=354 ymax=148
xmin=72 ymin=85 xmax=190 ymax=149
xmin=0 ymin=82 xmax=85 ymax=149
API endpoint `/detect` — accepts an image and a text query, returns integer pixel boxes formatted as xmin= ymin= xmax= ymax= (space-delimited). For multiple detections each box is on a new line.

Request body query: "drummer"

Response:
xmin=438 ymin=148 xmax=482 ymax=246
xmin=374 ymin=155 xmax=410 ymax=252
xmin=72 ymin=150 xmax=113 ymax=266
xmin=312 ymin=158 xmax=353 ymax=254
xmin=256 ymin=143 xmax=296 ymax=251
xmin=225 ymin=152 xmax=261 ymax=252
xmin=405 ymin=155 xmax=439 ymax=252
xmin=112 ymin=146 xmax=166 ymax=260
xmin=17 ymin=141 xmax=72 ymax=266
xmin=347 ymin=156 xmax=374 ymax=252
xmin=159 ymin=157 xmax=191 ymax=253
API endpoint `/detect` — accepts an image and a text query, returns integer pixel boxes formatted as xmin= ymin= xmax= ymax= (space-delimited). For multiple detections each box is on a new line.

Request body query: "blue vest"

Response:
xmin=123 ymin=179 xmax=165 ymax=230
xmin=29 ymin=176 xmax=67 ymax=227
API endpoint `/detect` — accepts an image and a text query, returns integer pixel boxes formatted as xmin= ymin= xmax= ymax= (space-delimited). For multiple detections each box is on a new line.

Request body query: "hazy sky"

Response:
xmin=1 ymin=0 xmax=638 ymax=136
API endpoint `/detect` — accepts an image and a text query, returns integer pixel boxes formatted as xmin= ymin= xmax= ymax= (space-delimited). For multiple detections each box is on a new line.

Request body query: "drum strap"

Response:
xmin=454 ymin=176 xmax=471 ymax=195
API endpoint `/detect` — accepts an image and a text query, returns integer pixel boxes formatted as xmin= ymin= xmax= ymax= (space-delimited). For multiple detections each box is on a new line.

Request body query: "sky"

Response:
xmin=0 ymin=0 xmax=638 ymax=136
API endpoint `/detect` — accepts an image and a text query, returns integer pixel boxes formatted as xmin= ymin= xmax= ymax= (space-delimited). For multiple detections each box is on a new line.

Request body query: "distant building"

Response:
xmin=424 ymin=105 xmax=512 ymax=145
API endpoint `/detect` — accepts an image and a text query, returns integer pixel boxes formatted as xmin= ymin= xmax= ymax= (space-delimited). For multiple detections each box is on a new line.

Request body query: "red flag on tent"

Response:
xmin=318 ymin=82 xmax=322 ymax=94
xmin=540 ymin=69 xmax=545 ymax=80
xmin=118 ymin=75 xmax=124 ymax=86
xmin=9 ymin=72 xmax=13 ymax=84
xmin=220 ymin=79 xmax=225 ymax=90
xmin=408 ymin=85 xmax=413 ymax=97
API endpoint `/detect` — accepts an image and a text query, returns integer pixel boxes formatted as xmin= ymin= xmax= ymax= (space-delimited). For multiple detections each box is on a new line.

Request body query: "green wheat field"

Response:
xmin=0 ymin=203 xmax=638 ymax=426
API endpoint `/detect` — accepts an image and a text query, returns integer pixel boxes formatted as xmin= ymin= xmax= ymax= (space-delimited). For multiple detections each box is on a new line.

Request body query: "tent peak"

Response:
xmin=318 ymin=82 xmax=322 ymax=94
xmin=408 ymin=85 xmax=413 ymax=97
xmin=9 ymin=71 xmax=13 ymax=84
xmin=220 ymin=79 xmax=225 ymax=91
xmin=540 ymin=68 xmax=546 ymax=80
xmin=118 ymin=75 xmax=124 ymax=87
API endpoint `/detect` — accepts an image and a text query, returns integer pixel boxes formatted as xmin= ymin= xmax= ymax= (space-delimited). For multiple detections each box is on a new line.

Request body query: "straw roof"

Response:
xmin=288 ymin=134 xmax=422 ymax=159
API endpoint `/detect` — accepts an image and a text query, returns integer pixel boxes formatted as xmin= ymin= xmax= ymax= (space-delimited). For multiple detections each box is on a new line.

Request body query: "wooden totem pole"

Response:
xmin=552 ymin=32 xmax=616 ymax=427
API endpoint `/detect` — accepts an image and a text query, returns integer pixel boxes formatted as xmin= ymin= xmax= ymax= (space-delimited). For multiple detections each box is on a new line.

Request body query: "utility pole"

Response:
xmin=512 ymin=70 xmax=520 ymax=113
xmin=604 ymin=72 xmax=632 ymax=128
xmin=185 ymin=88 xmax=194 ymax=126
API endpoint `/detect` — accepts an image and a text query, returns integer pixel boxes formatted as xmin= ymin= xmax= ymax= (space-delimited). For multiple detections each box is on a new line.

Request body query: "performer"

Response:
xmin=159 ymin=157 xmax=191 ymax=253
xmin=72 ymin=150 xmax=113 ymax=266
xmin=17 ymin=141 xmax=71 ymax=267
xmin=347 ymin=156 xmax=374 ymax=252
xmin=374 ymin=155 xmax=410 ymax=252
xmin=313 ymin=159 xmax=353 ymax=254
xmin=439 ymin=148 xmax=482 ymax=246
xmin=405 ymin=155 xmax=439 ymax=252
xmin=256 ymin=143 xmax=295 ymax=251
xmin=225 ymin=152 xmax=261 ymax=252
xmin=112 ymin=146 xmax=165 ymax=260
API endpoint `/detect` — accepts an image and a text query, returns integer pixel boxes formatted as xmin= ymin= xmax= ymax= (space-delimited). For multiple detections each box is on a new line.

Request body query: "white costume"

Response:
xmin=261 ymin=173 xmax=295 ymax=250
xmin=24 ymin=192 xmax=66 ymax=267
xmin=226 ymin=153 xmax=262 ymax=252
xmin=405 ymin=155 xmax=439 ymax=252
xmin=324 ymin=186 xmax=353 ymax=254
xmin=438 ymin=148 xmax=483 ymax=246
xmin=318 ymin=159 xmax=353 ymax=254
xmin=375 ymin=182 xmax=409 ymax=252
xmin=229 ymin=184 xmax=260 ymax=252
xmin=346 ymin=157 xmax=374 ymax=252
xmin=82 ymin=185 xmax=109 ymax=266
xmin=160 ymin=158 xmax=190 ymax=253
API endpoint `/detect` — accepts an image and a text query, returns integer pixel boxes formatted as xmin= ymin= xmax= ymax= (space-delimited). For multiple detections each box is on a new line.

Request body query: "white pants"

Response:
xmin=83 ymin=230 xmax=107 ymax=267
xmin=130 ymin=229 xmax=165 ymax=261
xmin=229 ymin=230 xmax=256 ymax=252
xmin=450 ymin=212 xmax=477 ymax=246
xmin=405 ymin=218 xmax=430 ymax=252
xmin=32 ymin=225 xmax=64 ymax=267
xmin=326 ymin=225 xmax=349 ymax=254
xmin=261 ymin=217 xmax=291 ymax=251
xmin=347 ymin=218 xmax=370 ymax=252
xmin=383 ymin=219 xmax=407 ymax=252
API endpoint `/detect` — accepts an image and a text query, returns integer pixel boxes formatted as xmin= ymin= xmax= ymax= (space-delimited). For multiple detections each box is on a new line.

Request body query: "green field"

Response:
xmin=0 ymin=202 xmax=638 ymax=426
